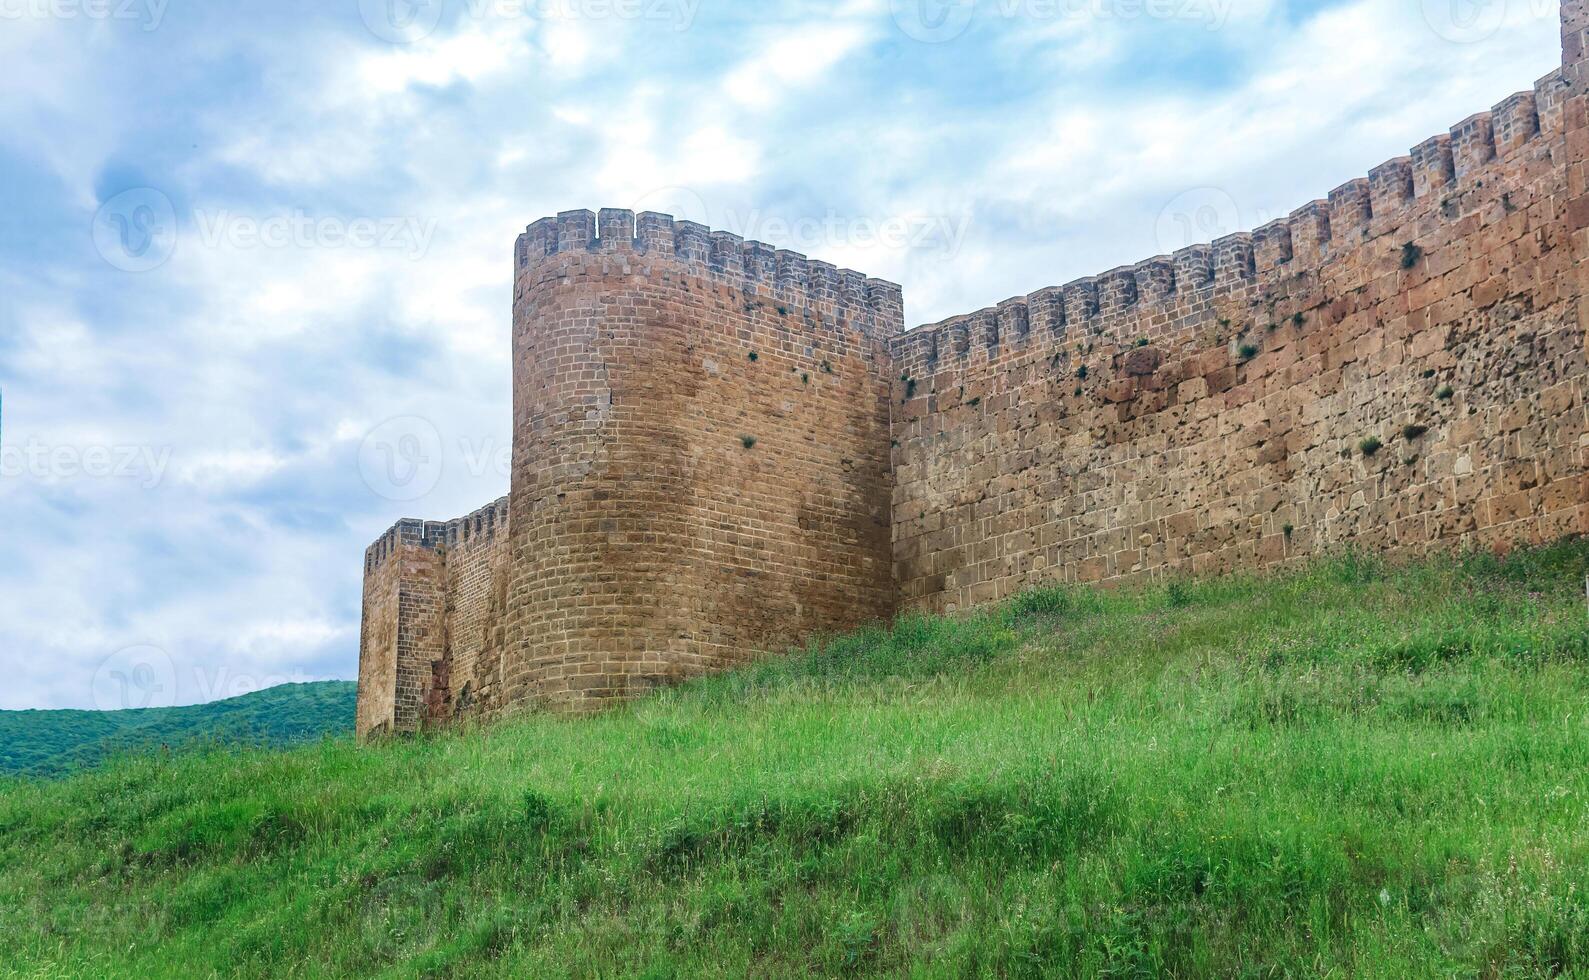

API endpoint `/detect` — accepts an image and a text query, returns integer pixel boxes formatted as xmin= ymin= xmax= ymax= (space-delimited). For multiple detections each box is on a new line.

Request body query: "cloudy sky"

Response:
xmin=0 ymin=0 xmax=1562 ymax=710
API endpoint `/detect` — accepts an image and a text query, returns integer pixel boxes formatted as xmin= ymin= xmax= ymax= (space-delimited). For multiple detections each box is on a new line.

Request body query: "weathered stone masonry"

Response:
xmin=357 ymin=498 xmax=510 ymax=737
xmin=498 ymin=213 xmax=899 ymax=717
xmin=357 ymin=205 xmax=901 ymax=737
xmin=891 ymin=33 xmax=1589 ymax=612
xmin=357 ymin=3 xmax=1589 ymax=737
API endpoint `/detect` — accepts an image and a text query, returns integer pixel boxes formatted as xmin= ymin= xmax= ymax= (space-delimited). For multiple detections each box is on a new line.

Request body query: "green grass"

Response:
xmin=0 ymin=682 xmax=355 ymax=779
xmin=4 ymin=543 xmax=1589 ymax=977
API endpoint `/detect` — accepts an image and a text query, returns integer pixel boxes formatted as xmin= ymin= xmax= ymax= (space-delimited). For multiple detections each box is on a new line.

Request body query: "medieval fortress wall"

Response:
xmin=496 ymin=213 xmax=900 ymax=717
xmin=357 ymin=498 xmax=509 ymax=736
xmin=891 ymin=49 xmax=1588 ymax=612
xmin=358 ymin=210 xmax=902 ymax=736
xmin=356 ymin=2 xmax=1589 ymax=738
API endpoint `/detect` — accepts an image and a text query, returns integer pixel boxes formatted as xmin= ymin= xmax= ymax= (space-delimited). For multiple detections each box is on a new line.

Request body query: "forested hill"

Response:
xmin=0 ymin=681 xmax=355 ymax=778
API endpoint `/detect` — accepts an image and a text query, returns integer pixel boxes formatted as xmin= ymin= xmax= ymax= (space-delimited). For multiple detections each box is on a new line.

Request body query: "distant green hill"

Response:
xmin=0 ymin=681 xmax=355 ymax=778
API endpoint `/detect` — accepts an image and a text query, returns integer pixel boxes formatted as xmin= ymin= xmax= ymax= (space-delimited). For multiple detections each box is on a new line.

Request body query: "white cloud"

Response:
xmin=174 ymin=449 xmax=291 ymax=490
xmin=893 ymin=0 xmax=1562 ymax=324
xmin=722 ymin=21 xmax=876 ymax=109
xmin=356 ymin=18 xmax=534 ymax=94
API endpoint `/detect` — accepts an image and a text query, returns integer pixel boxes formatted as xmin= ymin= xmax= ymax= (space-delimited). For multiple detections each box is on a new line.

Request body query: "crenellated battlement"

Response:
xmin=363 ymin=496 xmax=509 ymax=575
xmin=888 ymin=14 xmax=1588 ymax=613
xmin=514 ymin=207 xmax=906 ymax=337
xmin=892 ymin=66 xmax=1567 ymax=383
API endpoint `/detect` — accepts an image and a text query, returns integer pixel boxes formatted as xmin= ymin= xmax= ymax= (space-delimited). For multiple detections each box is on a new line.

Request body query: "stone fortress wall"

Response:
xmin=890 ymin=25 xmax=1588 ymax=612
xmin=357 ymin=2 xmax=1589 ymax=737
xmin=357 ymin=498 xmax=508 ymax=737
xmin=494 ymin=209 xmax=900 ymax=717
xmin=356 ymin=208 xmax=903 ymax=735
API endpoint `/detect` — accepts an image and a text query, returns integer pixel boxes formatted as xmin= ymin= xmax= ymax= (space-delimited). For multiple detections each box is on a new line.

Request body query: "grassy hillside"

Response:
xmin=0 ymin=682 xmax=355 ymax=779
xmin=4 ymin=544 xmax=1589 ymax=978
